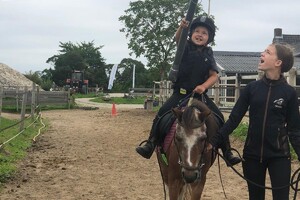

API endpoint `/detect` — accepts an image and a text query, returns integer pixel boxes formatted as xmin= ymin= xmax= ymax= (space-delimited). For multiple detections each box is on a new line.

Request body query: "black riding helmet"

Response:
xmin=189 ymin=15 xmax=216 ymax=44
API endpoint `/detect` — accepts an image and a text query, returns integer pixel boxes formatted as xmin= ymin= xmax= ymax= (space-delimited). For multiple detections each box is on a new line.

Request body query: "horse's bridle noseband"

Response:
xmin=176 ymin=139 xmax=208 ymax=172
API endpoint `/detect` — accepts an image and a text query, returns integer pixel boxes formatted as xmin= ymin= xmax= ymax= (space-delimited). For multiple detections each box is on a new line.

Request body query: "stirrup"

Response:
xmin=138 ymin=140 xmax=149 ymax=146
xmin=225 ymin=155 xmax=242 ymax=166
xmin=136 ymin=141 xmax=155 ymax=159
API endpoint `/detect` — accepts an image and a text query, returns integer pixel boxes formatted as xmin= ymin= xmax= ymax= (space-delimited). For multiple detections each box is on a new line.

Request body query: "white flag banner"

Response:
xmin=108 ymin=64 xmax=118 ymax=90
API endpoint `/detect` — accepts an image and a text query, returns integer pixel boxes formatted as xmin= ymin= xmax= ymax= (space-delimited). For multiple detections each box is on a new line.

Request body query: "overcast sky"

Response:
xmin=1 ymin=0 xmax=299 ymax=73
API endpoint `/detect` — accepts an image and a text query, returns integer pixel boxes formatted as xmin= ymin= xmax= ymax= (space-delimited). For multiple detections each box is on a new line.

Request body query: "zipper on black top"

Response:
xmin=260 ymin=84 xmax=272 ymax=163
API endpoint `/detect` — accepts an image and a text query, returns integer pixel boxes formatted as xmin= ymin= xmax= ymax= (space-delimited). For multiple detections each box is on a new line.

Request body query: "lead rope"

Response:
xmin=217 ymin=154 xmax=228 ymax=199
xmin=214 ymin=148 xmax=300 ymax=200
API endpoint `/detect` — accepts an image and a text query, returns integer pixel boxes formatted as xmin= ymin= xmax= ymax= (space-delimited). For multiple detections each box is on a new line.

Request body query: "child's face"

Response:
xmin=258 ymin=45 xmax=282 ymax=72
xmin=191 ymin=26 xmax=209 ymax=46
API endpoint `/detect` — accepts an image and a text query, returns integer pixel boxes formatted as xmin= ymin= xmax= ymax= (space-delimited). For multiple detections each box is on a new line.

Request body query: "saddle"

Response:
xmin=155 ymin=110 xmax=177 ymax=146
xmin=155 ymin=106 xmax=223 ymax=153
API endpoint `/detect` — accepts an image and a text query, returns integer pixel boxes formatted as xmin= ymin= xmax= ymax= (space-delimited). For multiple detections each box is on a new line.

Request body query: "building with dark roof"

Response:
xmin=273 ymin=28 xmax=300 ymax=54
xmin=214 ymin=28 xmax=300 ymax=78
xmin=214 ymin=51 xmax=260 ymax=75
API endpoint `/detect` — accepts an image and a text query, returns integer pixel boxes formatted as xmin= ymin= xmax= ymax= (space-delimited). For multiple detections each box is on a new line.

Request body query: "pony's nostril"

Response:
xmin=184 ymin=173 xmax=197 ymax=183
xmin=182 ymin=169 xmax=199 ymax=183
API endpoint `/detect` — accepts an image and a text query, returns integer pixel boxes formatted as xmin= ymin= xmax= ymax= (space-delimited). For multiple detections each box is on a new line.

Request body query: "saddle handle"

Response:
xmin=188 ymin=92 xmax=205 ymax=106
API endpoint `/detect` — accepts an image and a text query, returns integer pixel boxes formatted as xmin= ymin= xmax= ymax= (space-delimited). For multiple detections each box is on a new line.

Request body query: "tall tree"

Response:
xmin=24 ymin=70 xmax=53 ymax=91
xmin=119 ymin=0 xmax=203 ymax=80
xmin=46 ymin=41 xmax=107 ymax=87
xmin=24 ymin=70 xmax=42 ymax=85
xmin=113 ymin=58 xmax=150 ymax=92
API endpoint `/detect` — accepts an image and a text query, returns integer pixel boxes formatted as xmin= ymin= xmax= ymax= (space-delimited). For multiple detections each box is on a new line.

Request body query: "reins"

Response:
xmin=175 ymin=137 xmax=207 ymax=172
xmin=213 ymin=148 xmax=300 ymax=200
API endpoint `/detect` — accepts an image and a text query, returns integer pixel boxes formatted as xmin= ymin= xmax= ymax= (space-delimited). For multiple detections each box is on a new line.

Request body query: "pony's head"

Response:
xmin=172 ymin=100 xmax=212 ymax=183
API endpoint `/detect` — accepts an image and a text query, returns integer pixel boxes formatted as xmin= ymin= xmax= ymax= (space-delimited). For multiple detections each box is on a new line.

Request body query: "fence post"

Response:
xmin=153 ymin=81 xmax=156 ymax=99
xmin=95 ymin=84 xmax=99 ymax=96
xmin=214 ymin=81 xmax=220 ymax=106
xmin=159 ymin=81 xmax=163 ymax=106
xmin=235 ymin=74 xmax=240 ymax=102
xmin=167 ymin=81 xmax=172 ymax=99
xmin=20 ymin=86 xmax=28 ymax=131
xmin=68 ymin=88 xmax=71 ymax=109
xmin=31 ymin=83 xmax=36 ymax=121
xmin=36 ymin=86 xmax=40 ymax=106
xmin=162 ymin=81 xmax=166 ymax=104
xmin=0 ymin=86 xmax=3 ymax=126
xmin=16 ymin=86 xmax=19 ymax=112
xmin=258 ymin=71 xmax=264 ymax=80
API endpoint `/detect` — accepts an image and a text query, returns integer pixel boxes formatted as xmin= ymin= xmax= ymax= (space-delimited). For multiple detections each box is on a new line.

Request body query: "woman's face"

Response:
xmin=258 ymin=44 xmax=282 ymax=72
xmin=191 ymin=26 xmax=209 ymax=46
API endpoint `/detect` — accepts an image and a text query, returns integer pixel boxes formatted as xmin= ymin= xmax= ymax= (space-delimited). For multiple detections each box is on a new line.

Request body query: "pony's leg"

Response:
xmin=190 ymin=157 xmax=211 ymax=200
xmin=168 ymin=185 xmax=179 ymax=200
xmin=164 ymin=184 xmax=170 ymax=200
xmin=168 ymin=182 xmax=185 ymax=200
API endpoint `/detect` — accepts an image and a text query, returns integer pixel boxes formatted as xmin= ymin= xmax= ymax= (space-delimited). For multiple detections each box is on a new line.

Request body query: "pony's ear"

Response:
xmin=172 ymin=107 xmax=183 ymax=122
xmin=198 ymin=110 xmax=211 ymax=122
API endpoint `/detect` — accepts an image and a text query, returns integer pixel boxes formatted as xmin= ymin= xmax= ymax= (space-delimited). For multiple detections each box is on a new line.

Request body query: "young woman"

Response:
xmin=136 ymin=15 xmax=241 ymax=166
xmin=211 ymin=43 xmax=300 ymax=200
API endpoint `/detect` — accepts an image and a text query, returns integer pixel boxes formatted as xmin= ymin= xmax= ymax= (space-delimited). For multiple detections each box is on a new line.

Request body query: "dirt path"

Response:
xmin=0 ymin=103 xmax=298 ymax=199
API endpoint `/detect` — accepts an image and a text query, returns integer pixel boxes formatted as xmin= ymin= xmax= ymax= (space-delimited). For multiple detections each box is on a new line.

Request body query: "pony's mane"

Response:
xmin=181 ymin=99 xmax=211 ymax=129
xmin=182 ymin=107 xmax=197 ymax=128
xmin=190 ymin=99 xmax=210 ymax=112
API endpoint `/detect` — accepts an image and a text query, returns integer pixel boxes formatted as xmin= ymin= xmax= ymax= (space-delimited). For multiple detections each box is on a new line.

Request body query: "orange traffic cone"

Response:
xmin=111 ymin=103 xmax=117 ymax=116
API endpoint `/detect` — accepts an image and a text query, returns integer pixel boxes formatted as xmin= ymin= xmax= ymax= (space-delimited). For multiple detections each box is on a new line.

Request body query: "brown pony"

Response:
xmin=156 ymin=99 xmax=218 ymax=200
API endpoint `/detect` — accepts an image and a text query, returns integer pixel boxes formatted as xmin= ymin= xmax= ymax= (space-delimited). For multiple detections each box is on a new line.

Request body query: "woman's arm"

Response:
xmin=287 ymin=90 xmax=300 ymax=161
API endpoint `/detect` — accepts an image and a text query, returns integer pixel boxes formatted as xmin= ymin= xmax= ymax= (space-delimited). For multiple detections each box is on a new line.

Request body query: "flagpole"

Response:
xmin=132 ymin=65 xmax=136 ymax=89
xmin=208 ymin=0 xmax=211 ymax=16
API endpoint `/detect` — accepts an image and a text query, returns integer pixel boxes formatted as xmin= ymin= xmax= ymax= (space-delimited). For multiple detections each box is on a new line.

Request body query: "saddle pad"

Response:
xmin=162 ymin=121 xmax=177 ymax=152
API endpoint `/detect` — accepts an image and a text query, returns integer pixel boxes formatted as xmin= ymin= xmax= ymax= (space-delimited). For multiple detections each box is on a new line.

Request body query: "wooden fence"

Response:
xmin=211 ymin=67 xmax=298 ymax=108
xmin=0 ymin=83 xmax=71 ymax=129
xmin=149 ymin=67 xmax=300 ymax=109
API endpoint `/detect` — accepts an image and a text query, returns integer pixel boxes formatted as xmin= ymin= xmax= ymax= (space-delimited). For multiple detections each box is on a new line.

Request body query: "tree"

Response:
xmin=24 ymin=70 xmax=53 ymax=91
xmin=111 ymin=58 xmax=150 ymax=92
xmin=119 ymin=0 xmax=203 ymax=80
xmin=46 ymin=41 xmax=107 ymax=87
xmin=24 ymin=70 xmax=42 ymax=85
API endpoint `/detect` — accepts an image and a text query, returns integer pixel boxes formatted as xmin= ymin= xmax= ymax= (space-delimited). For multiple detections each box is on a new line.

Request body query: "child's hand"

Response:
xmin=180 ymin=18 xmax=189 ymax=29
xmin=193 ymin=85 xmax=206 ymax=94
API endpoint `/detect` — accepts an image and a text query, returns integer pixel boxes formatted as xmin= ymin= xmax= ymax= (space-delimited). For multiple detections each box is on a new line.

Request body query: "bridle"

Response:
xmin=176 ymin=139 xmax=208 ymax=172
xmin=174 ymin=104 xmax=210 ymax=180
